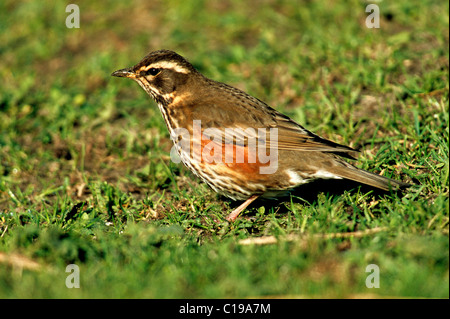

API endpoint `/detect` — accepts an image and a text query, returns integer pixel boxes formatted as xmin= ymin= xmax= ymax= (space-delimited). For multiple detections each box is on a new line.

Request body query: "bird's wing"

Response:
xmin=269 ymin=112 xmax=358 ymax=155
xmin=191 ymin=81 xmax=358 ymax=158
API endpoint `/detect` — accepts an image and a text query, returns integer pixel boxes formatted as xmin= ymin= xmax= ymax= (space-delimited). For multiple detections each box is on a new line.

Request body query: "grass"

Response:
xmin=0 ymin=0 xmax=448 ymax=298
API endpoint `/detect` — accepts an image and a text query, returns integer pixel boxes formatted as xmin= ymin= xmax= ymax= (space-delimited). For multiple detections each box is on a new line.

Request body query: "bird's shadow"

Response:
xmin=225 ymin=179 xmax=403 ymax=217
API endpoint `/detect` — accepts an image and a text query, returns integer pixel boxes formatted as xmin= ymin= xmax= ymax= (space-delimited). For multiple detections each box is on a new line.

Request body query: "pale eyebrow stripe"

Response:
xmin=137 ymin=61 xmax=190 ymax=74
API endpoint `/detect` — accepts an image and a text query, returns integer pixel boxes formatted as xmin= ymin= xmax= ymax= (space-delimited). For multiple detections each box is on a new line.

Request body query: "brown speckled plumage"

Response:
xmin=112 ymin=50 xmax=410 ymax=221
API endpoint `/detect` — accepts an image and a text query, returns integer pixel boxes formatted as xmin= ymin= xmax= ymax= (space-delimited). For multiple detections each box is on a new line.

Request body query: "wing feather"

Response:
xmin=190 ymin=79 xmax=358 ymax=159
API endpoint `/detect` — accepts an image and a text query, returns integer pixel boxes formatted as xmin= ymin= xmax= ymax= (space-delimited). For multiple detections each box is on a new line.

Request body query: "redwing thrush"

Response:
xmin=112 ymin=50 xmax=410 ymax=221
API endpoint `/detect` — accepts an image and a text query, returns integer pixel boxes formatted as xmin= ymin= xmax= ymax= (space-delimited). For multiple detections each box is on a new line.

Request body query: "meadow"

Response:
xmin=0 ymin=0 xmax=448 ymax=298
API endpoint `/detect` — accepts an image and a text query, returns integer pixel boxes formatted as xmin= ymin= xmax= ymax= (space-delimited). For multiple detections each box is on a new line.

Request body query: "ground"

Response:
xmin=0 ymin=0 xmax=448 ymax=298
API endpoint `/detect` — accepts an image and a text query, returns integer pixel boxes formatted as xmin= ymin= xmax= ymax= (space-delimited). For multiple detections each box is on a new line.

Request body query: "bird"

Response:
xmin=111 ymin=49 xmax=410 ymax=222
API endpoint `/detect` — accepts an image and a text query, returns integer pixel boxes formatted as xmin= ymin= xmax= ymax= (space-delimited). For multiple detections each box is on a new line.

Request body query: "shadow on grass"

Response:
xmin=225 ymin=178 xmax=410 ymax=218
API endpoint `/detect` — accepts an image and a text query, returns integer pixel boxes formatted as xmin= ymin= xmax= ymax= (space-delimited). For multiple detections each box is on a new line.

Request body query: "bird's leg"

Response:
xmin=226 ymin=195 xmax=259 ymax=222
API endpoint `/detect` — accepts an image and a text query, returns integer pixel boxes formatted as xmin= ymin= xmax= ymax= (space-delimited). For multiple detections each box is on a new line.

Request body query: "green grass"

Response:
xmin=0 ymin=0 xmax=448 ymax=298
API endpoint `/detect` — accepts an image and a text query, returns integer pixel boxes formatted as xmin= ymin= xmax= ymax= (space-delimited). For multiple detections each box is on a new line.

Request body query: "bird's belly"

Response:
xmin=171 ymin=135 xmax=301 ymax=200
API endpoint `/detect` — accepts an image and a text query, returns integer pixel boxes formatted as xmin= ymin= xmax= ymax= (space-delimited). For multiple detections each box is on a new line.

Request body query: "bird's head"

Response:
xmin=111 ymin=49 xmax=197 ymax=104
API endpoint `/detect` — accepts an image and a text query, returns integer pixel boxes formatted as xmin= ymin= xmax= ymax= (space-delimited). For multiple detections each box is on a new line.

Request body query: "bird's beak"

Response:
xmin=111 ymin=67 xmax=136 ymax=79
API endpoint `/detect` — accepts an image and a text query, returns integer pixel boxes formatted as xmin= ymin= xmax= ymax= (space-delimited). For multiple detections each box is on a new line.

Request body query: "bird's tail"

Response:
xmin=333 ymin=163 xmax=411 ymax=191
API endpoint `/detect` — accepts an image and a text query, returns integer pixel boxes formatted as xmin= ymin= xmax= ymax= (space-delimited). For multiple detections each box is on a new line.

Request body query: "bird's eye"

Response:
xmin=147 ymin=68 xmax=160 ymax=76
